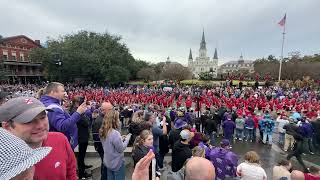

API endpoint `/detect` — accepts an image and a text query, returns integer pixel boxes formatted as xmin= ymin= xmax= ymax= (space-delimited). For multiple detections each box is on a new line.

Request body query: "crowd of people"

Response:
xmin=0 ymin=81 xmax=320 ymax=180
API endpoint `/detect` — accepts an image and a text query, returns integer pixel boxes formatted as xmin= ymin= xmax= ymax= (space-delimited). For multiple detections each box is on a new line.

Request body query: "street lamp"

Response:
xmin=52 ymin=53 xmax=62 ymax=66
xmin=52 ymin=53 xmax=63 ymax=81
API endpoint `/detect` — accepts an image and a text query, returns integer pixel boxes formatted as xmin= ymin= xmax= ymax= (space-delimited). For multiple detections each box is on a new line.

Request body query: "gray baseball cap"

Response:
xmin=180 ymin=129 xmax=191 ymax=140
xmin=0 ymin=97 xmax=52 ymax=123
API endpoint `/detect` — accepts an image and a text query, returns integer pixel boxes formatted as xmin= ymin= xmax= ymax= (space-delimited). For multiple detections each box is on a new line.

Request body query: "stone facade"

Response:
xmin=218 ymin=55 xmax=254 ymax=74
xmin=188 ymin=31 xmax=218 ymax=78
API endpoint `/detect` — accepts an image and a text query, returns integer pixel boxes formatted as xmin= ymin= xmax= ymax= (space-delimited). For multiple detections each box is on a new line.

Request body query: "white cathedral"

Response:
xmin=188 ymin=31 xmax=218 ymax=78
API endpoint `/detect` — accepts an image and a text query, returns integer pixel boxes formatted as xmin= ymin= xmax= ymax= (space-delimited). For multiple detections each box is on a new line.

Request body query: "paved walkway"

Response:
xmin=78 ymin=137 xmax=320 ymax=180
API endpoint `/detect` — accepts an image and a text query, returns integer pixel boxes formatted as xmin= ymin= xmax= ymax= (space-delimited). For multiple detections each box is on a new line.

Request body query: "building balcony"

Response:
xmin=2 ymin=60 xmax=42 ymax=66
xmin=6 ymin=71 xmax=43 ymax=77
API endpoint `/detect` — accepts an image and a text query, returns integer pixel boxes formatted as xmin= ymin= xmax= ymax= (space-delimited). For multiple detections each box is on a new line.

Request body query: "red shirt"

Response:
xmin=34 ymin=132 xmax=77 ymax=180
xmin=176 ymin=101 xmax=182 ymax=107
xmin=304 ymin=173 xmax=320 ymax=180
xmin=306 ymin=111 xmax=317 ymax=119
xmin=186 ymin=99 xmax=192 ymax=108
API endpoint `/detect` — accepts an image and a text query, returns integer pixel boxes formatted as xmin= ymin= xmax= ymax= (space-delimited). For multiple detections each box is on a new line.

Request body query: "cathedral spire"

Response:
xmin=240 ymin=53 xmax=243 ymax=60
xmin=238 ymin=53 xmax=244 ymax=64
xmin=188 ymin=49 xmax=193 ymax=60
xmin=200 ymin=29 xmax=206 ymax=50
xmin=201 ymin=29 xmax=206 ymax=44
xmin=199 ymin=29 xmax=207 ymax=57
xmin=213 ymin=48 xmax=218 ymax=59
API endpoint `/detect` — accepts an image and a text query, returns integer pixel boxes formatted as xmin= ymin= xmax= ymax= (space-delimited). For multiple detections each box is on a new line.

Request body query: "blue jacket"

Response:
xmin=40 ymin=95 xmax=81 ymax=149
xmin=244 ymin=117 xmax=255 ymax=129
xmin=259 ymin=115 xmax=275 ymax=134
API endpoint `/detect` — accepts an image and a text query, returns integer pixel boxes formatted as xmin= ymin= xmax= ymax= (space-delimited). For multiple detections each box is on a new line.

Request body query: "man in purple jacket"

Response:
xmin=222 ymin=116 xmax=236 ymax=145
xmin=40 ymin=82 xmax=88 ymax=149
xmin=299 ymin=118 xmax=315 ymax=154
xmin=208 ymin=139 xmax=238 ymax=180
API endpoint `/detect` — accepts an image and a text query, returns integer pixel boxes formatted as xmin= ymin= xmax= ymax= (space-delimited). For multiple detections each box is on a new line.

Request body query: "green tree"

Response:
xmin=199 ymin=72 xmax=212 ymax=80
xmin=104 ymin=65 xmax=130 ymax=84
xmin=29 ymin=31 xmax=148 ymax=83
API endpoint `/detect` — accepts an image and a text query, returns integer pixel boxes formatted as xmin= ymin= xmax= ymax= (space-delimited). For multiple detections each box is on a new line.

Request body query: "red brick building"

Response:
xmin=0 ymin=35 xmax=43 ymax=83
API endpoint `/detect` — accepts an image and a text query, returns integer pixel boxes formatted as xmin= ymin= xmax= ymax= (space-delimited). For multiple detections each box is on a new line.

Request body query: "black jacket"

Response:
xmin=217 ymin=107 xmax=226 ymax=124
xmin=231 ymin=111 xmax=238 ymax=122
xmin=159 ymin=116 xmax=171 ymax=155
xmin=311 ymin=120 xmax=320 ymax=138
xmin=172 ymin=141 xmax=192 ymax=172
xmin=77 ymin=114 xmax=90 ymax=143
xmin=201 ymin=114 xmax=210 ymax=126
xmin=205 ymin=118 xmax=217 ymax=133
xmin=132 ymin=145 xmax=150 ymax=166
xmin=169 ymin=129 xmax=182 ymax=149
xmin=159 ymin=134 xmax=170 ymax=155
xmin=92 ymin=114 xmax=104 ymax=142
xmin=132 ymin=145 xmax=153 ymax=180
xmin=283 ymin=123 xmax=303 ymax=141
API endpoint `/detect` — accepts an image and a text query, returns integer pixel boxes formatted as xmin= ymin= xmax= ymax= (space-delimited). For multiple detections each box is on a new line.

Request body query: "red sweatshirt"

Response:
xmin=34 ymin=132 xmax=77 ymax=180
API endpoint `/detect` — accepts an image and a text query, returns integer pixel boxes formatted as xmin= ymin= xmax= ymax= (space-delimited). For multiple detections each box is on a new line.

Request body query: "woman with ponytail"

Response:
xmin=132 ymin=130 xmax=157 ymax=180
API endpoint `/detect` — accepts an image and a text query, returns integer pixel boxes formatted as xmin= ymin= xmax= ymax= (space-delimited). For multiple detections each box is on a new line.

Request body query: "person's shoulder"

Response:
xmin=258 ymin=166 xmax=267 ymax=173
xmin=209 ymin=147 xmax=221 ymax=155
xmin=237 ymin=162 xmax=246 ymax=168
xmin=44 ymin=132 xmax=69 ymax=147
xmin=226 ymin=150 xmax=237 ymax=156
xmin=152 ymin=125 xmax=162 ymax=132
xmin=47 ymin=132 xmax=68 ymax=141
xmin=110 ymin=129 xmax=121 ymax=137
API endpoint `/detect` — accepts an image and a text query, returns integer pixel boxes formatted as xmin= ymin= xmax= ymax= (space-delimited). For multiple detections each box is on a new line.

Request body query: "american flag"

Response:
xmin=278 ymin=14 xmax=286 ymax=27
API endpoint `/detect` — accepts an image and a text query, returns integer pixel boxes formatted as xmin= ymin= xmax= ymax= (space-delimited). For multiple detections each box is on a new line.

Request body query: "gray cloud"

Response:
xmin=1 ymin=0 xmax=319 ymax=65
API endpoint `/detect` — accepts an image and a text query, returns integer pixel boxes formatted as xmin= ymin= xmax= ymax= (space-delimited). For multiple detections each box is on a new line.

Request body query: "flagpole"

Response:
xmin=278 ymin=16 xmax=286 ymax=82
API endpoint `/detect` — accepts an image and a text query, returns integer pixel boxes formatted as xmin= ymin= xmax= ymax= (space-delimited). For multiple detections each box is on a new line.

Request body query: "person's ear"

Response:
xmin=2 ymin=121 xmax=12 ymax=130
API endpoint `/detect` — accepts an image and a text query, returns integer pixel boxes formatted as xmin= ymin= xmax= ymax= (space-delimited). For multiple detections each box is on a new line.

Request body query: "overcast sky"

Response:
xmin=1 ymin=0 xmax=319 ymax=65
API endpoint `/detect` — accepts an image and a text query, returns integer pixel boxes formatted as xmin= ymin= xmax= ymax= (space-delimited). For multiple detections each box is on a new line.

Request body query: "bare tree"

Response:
xmin=160 ymin=63 xmax=192 ymax=81
xmin=137 ymin=67 xmax=156 ymax=81
xmin=254 ymin=59 xmax=320 ymax=81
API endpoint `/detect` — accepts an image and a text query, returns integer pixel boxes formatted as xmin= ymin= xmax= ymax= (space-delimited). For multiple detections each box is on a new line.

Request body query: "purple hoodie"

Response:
xmin=40 ymin=95 xmax=81 ymax=149
xmin=208 ymin=147 xmax=238 ymax=180
xmin=300 ymin=122 xmax=314 ymax=138
xmin=222 ymin=119 xmax=236 ymax=139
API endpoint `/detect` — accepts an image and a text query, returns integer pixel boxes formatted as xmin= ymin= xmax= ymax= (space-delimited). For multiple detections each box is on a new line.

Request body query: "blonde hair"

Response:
xmin=132 ymin=110 xmax=144 ymax=123
xmin=192 ymin=146 xmax=205 ymax=158
xmin=36 ymin=88 xmax=46 ymax=99
xmin=244 ymin=151 xmax=260 ymax=164
xmin=99 ymin=110 xmax=120 ymax=140
xmin=132 ymin=130 xmax=153 ymax=152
